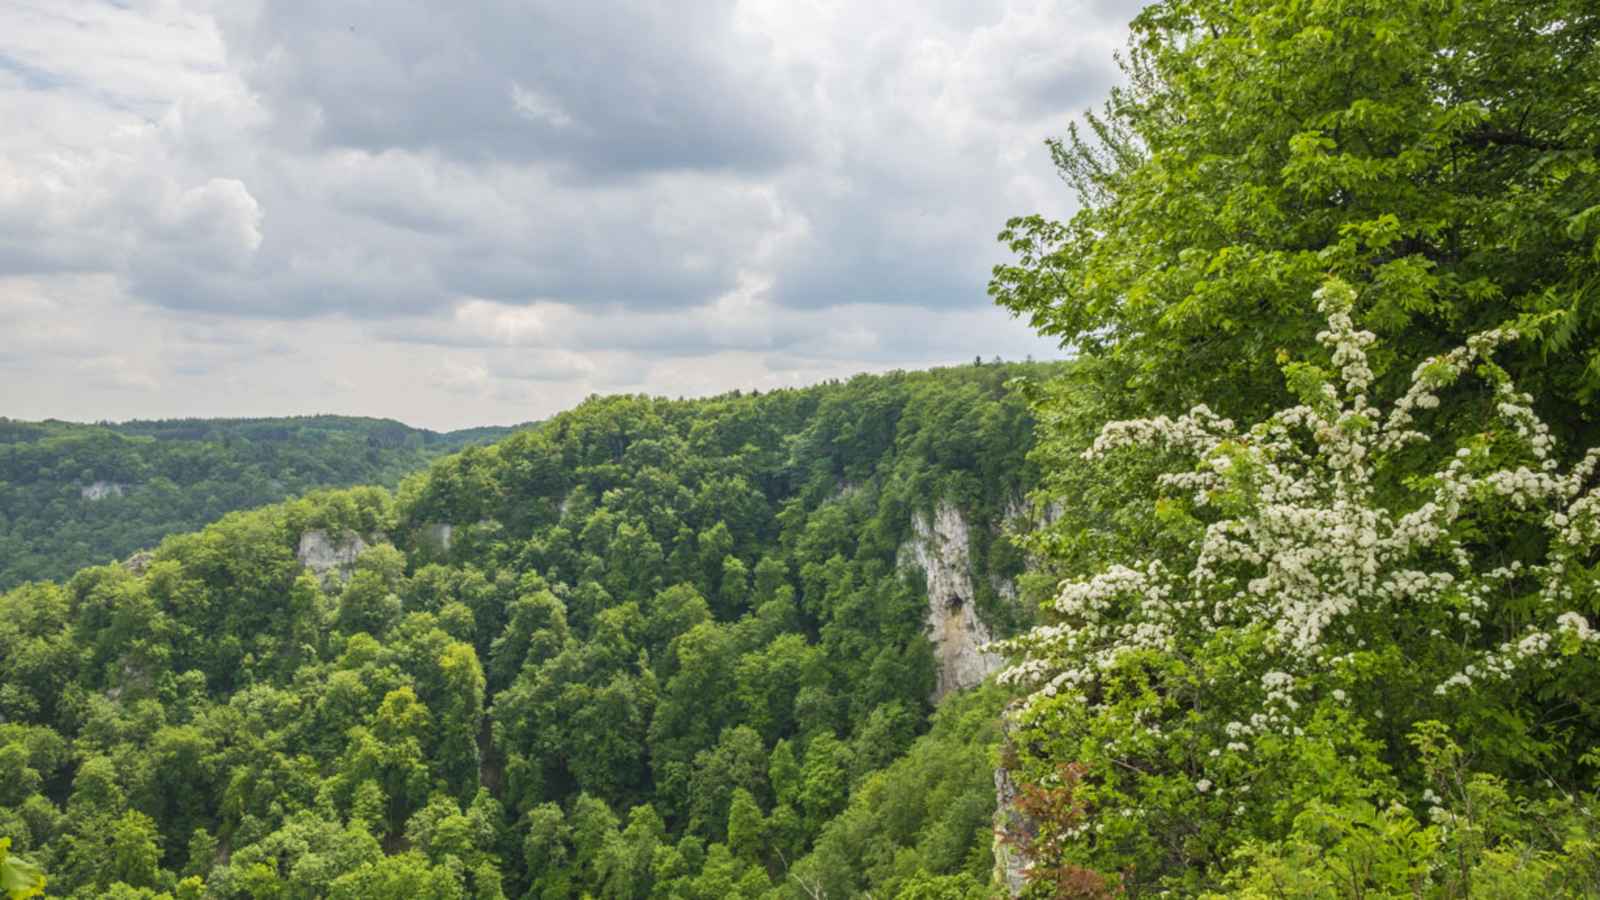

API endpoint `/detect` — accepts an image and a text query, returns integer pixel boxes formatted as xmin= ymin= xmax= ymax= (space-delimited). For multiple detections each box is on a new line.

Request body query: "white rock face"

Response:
xmin=900 ymin=499 xmax=1004 ymax=701
xmin=297 ymin=529 xmax=370 ymax=584
xmin=992 ymin=710 xmax=1037 ymax=896
xmin=122 ymin=551 xmax=154 ymax=576
xmin=421 ymin=522 xmax=454 ymax=554
xmin=81 ymin=480 xmax=127 ymax=501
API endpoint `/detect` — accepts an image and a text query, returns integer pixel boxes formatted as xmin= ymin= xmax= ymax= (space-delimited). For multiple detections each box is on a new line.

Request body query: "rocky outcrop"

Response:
xmin=297 ymin=529 xmax=371 ymax=584
xmin=122 ymin=551 xmax=155 ymax=576
xmin=419 ymin=522 xmax=454 ymax=555
xmin=899 ymin=499 xmax=1004 ymax=701
xmin=993 ymin=712 xmax=1038 ymax=896
xmin=105 ymin=658 xmax=154 ymax=702
xmin=81 ymin=480 xmax=127 ymax=501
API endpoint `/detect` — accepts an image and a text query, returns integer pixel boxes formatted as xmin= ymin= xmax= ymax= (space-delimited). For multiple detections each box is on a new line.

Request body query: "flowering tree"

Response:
xmin=997 ymin=280 xmax=1600 ymax=893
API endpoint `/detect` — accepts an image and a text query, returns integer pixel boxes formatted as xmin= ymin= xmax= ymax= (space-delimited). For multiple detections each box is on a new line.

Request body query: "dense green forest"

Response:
xmin=0 ymin=363 xmax=1054 ymax=898
xmin=6 ymin=0 xmax=1600 ymax=896
xmin=0 ymin=416 xmax=524 ymax=591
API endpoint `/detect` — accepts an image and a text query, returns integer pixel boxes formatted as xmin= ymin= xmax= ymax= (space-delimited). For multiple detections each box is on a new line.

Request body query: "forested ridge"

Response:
xmin=0 ymin=416 xmax=526 ymax=591
xmin=6 ymin=0 xmax=1600 ymax=896
xmin=0 ymin=363 xmax=1055 ymax=898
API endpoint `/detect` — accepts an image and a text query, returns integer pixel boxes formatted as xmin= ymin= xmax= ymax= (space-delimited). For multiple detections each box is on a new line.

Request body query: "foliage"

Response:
xmin=991 ymin=0 xmax=1600 ymax=437
xmin=0 ymin=838 xmax=46 ymax=900
xmin=10 ymin=0 xmax=1597 ymax=895
xmin=986 ymin=1 xmax=1600 ymax=893
xmin=998 ymin=283 xmax=1600 ymax=893
xmin=0 ymin=364 xmax=1050 ymax=897
xmin=785 ymin=685 xmax=1007 ymax=899
xmin=0 ymin=415 xmax=525 ymax=590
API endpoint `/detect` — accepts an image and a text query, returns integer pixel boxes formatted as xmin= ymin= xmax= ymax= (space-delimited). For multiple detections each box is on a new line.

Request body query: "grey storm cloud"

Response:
xmin=216 ymin=0 xmax=806 ymax=176
xmin=1 ymin=0 xmax=1143 ymax=429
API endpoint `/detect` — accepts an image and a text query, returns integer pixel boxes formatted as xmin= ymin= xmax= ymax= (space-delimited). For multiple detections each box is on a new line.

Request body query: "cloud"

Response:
xmin=1 ymin=0 xmax=1139 ymax=428
xmin=212 ymin=0 xmax=805 ymax=176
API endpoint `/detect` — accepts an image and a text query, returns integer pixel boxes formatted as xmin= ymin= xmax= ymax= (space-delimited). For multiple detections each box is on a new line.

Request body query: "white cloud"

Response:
xmin=509 ymin=82 xmax=577 ymax=130
xmin=1 ymin=0 xmax=1138 ymax=428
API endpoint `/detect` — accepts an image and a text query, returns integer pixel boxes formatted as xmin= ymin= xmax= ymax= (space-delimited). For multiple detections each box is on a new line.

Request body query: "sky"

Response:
xmin=0 ymin=0 xmax=1139 ymax=431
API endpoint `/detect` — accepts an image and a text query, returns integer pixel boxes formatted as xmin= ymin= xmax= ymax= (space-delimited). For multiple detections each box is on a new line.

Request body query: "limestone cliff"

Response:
xmin=80 ymin=480 xmax=127 ymax=501
xmin=419 ymin=522 xmax=454 ymax=555
xmin=122 ymin=551 xmax=154 ymax=576
xmin=898 ymin=500 xmax=1038 ymax=891
xmin=899 ymin=499 xmax=1006 ymax=701
xmin=296 ymin=529 xmax=372 ymax=584
xmin=993 ymin=709 xmax=1038 ymax=895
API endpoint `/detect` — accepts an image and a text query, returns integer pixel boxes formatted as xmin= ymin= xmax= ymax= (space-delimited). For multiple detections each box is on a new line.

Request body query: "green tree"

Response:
xmin=725 ymin=789 xmax=764 ymax=862
xmin=596 ymin=803 xmax=663 ymax=900
xmin=999 ymin=286 xmax=1600 ymax=892
xmin=325 ymin=851 xmax=466 ymax=900
xmin=520 ymin=803 xmax=574 ymax=900
xmin=767 ymin=740 xmax=801 ymax=810
xmin=798 ymin=733 xmax=853 ymax=834
xmin=433 ymin=642 xmax=487 ymax=798
xmin=94 ymin=810 xmax=165 ymax=893
xmin=0 ymin=364 xmax=1052 ymax=898
xmin=686 ymin=726 xmax=768 ymax=841
xmin=992 ymin=0 xmax=1600 ymax=434
xmin=337 ymin=546 xmax=407 ymax=638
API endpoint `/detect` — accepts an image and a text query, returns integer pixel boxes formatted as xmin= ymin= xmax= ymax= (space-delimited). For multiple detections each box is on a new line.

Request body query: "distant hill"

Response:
xmin=0 ymin=361 xmax=1058 ymax=897
xmin=0 ymin=415 xmax=533 ymax=589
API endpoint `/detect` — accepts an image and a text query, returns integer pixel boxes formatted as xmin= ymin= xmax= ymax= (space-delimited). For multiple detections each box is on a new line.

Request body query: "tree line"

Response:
xmin=0 ymin=416 xmax=524 ymax=591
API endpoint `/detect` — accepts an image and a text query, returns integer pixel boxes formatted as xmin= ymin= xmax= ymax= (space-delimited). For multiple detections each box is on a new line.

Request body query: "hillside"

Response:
xmin=7 ymin=1 xmax=1598 ymax=896
xmin=0 ymin=362 xmax=1058 ymax=898
xmin=0 ymin=416 xmax=527 ymax=590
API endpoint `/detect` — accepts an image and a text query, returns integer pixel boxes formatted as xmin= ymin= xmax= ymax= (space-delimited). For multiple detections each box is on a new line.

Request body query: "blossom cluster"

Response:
xmin=997 ymin=280 xmax=1600 ymax=755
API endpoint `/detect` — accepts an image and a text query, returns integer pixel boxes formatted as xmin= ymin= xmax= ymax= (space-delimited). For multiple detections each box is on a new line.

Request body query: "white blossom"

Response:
xmin=998 ymin=279 xmax=1598 ymax=736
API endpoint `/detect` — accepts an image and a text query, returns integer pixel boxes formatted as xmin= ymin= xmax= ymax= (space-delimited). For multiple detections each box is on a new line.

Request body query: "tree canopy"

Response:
xmin=0 ymin=364 xmax=1052 ymax=898
xmin=992 ymin=0 xmax=1600 ymax=434
xmin=991 ymin=1 xmax=1600 ymax=894
xmin=0 ymin=416 xmax=525 ymax=590
xmin=6 ymin=0 xmax=1600 ymax=895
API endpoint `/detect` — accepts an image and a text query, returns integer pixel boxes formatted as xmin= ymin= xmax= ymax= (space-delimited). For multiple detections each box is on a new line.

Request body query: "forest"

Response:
xmin=0 ymin=364 xmax=1053 ymax=898
xmin=0 ymin=416 xmax=523 ymax=590
xmin=5 ymin=0 xmax=1600 ymax=896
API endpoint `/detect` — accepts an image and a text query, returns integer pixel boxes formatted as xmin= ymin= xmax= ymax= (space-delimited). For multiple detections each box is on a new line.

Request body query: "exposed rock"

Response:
xmin=993 ymin=709 xmax=1038 ymax=896
xmin=992 ymin=572 xmax=1019 ymax=603
xmin=1002 ymin=493 xmax=1066 ymax=531
xmin=1002 ymin=494 xmax=1030 ymax=528
xmin=81 ymin=480 xmax=127 ymax=501
xmin=832 ymin=480 xmax=864 ymax=502
xmin=297 ymin=529 xmax=370 ymax=585
xmin=122 ymin=551 xmax=155 ymax=576
xmin=899 ymin=499 xmax=1004 ymax=701
xmin=420 ymin=522 xmax=454 ymax=555
xmin=105 ymin=658 xmax=153 ymax=703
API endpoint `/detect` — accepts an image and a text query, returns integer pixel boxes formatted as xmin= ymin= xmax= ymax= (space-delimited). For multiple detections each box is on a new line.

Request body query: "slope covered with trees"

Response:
xmin=990 ymin=0 xmax=1600 ymax=895
xmin=0 ymin=363 xmax=1054 ymax=898
xmin=8 ymin=0 xmax=1599 ymax=895
xmin=0 ymin=416 xmax=525 ymax=591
